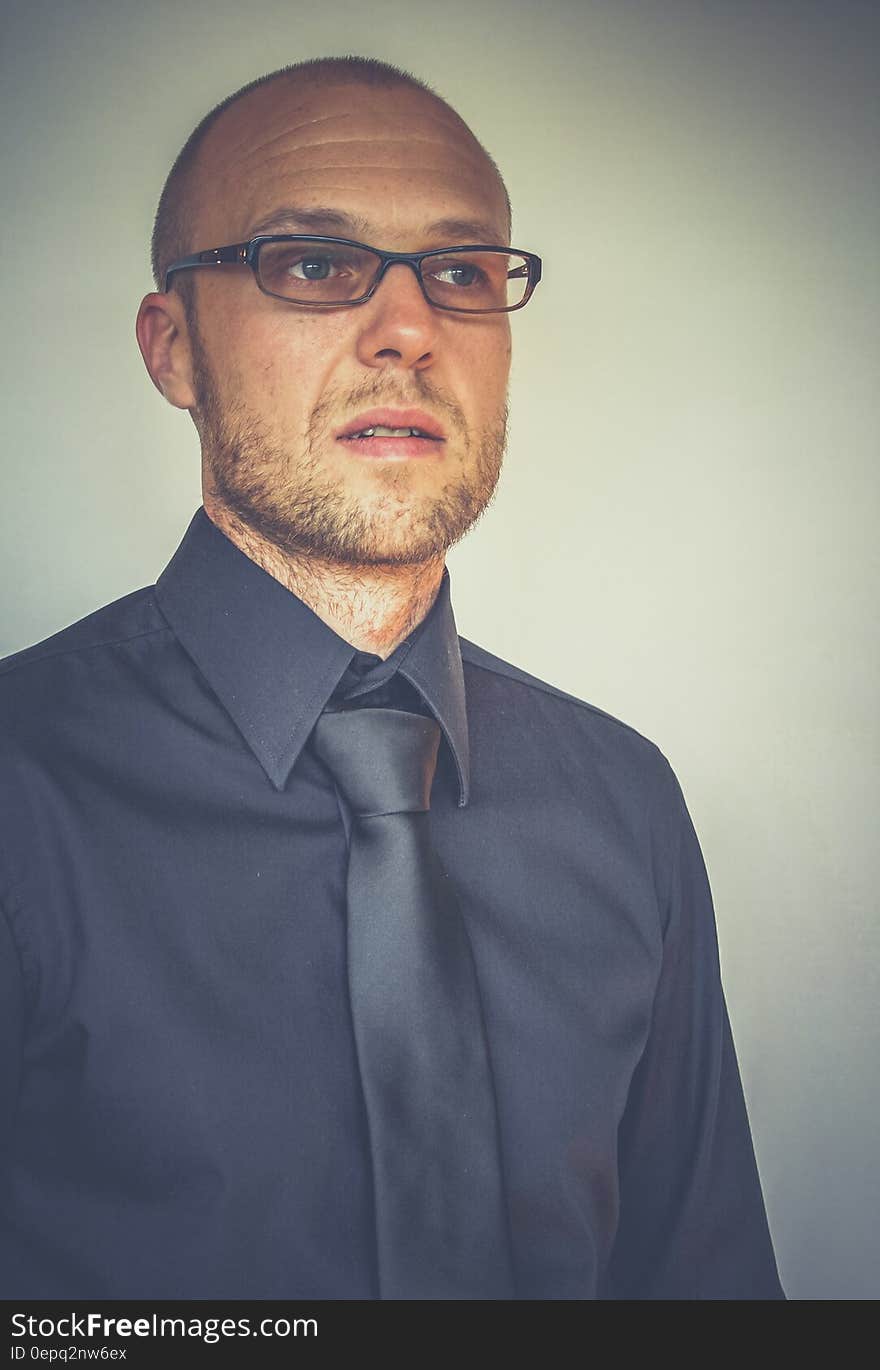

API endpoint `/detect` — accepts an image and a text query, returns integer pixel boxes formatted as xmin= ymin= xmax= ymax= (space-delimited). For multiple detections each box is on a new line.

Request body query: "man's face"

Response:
xmin=181 ymin=79 xmax=512 ymax=567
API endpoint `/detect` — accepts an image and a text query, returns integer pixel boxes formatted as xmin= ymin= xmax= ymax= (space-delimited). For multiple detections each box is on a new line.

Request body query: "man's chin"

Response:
xmin=269 ymin=514 xmax=473 ymax=568
xmin=211 ymin=490 xmax=487 ymax=569
xmin=203 ymin=424 xmax=504 ymax=568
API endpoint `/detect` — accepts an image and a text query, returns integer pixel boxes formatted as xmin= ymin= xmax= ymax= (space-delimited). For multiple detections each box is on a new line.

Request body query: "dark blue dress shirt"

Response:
xmin=0 ymin=509 xmax=784 ymax=1299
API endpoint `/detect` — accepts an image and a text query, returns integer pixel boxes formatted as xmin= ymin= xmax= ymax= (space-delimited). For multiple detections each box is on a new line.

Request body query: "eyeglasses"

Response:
xmin=163 ymin=235 xmax=542 ymax=314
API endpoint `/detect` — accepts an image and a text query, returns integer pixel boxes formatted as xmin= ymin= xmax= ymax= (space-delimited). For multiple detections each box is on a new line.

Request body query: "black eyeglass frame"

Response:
xmin=163 ymin=234 xmax=543 ymax=314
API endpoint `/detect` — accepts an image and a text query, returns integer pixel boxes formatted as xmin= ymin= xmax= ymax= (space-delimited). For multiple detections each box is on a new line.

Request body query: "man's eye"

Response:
xmin=430 ymin=261 xmax=484 ymax=288
xmin=288 ymin=255 xmax=343 ymax=280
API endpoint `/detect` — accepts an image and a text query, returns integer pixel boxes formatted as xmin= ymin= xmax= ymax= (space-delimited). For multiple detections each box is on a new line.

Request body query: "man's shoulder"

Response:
xmin=457 ymin=638 xmax=687 ymax=878
xmin=458 ymin=635 xmax=671 ymax=772
xmin=0 ymin=587 xmax=168 ymax=693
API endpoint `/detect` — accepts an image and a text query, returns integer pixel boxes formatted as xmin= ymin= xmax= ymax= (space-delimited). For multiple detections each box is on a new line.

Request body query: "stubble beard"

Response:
xmin=188 ymin=323 xmax=508 ymax=569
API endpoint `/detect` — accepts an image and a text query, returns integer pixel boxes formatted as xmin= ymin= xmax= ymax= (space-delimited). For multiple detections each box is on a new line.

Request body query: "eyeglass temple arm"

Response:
xmin=164 ymin=245 xmax=246 ymax=292
xmin=507 ymin=256 xmax=541 ymax=284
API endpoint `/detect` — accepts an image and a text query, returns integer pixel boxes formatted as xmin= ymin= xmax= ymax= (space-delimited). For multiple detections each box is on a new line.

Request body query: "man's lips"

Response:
xmin=335 ymin=407 xmax=447 ymax=449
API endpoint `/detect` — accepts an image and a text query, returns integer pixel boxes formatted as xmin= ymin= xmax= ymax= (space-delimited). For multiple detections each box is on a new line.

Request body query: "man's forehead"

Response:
xmin=191 ymin=78 xmax=508 ymax=245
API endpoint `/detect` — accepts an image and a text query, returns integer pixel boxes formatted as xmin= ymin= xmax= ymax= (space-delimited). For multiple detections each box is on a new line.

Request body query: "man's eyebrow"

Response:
xmin=424 ymin=217 xmax=506 ymax=245
xmin=245 ymin=206 xmax=505 ymax=245
xmin=246 ymin=206 xmax=371 ymax=238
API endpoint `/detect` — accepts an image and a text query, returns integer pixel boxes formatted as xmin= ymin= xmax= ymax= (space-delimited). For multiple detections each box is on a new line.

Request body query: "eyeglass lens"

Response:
xmin=255 ymin=240 xmax=531 ymax=310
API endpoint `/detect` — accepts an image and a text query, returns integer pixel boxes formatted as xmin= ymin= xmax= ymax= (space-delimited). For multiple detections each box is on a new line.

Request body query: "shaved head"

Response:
xmin=150 ymin=56 xmax=511 ymax=319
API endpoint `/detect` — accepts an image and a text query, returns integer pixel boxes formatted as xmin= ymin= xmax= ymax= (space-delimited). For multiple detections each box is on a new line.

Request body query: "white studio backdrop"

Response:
xmin=1 ymin=0 xmax=878 ymax=1299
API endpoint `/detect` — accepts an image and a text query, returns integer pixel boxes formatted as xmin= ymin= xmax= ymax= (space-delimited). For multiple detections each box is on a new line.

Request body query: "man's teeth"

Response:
xmin=350 ymin=426 xmax=431 ymax=438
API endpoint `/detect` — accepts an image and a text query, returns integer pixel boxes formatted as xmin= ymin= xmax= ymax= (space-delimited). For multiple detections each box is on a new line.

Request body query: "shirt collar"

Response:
xmin=155 ymin=508 xmax=470 ymax=806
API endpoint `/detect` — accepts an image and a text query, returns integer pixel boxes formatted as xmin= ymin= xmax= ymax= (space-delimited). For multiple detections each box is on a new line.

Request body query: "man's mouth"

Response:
xmin=335 ymin=409 xmax=447 ymax=458
xmin=347 ymin=425 xmax=437 ymax=440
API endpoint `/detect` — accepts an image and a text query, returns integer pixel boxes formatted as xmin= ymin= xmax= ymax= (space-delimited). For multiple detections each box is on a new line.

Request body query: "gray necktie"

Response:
xmin=311 ymin=705 xmax=514 ymax=1299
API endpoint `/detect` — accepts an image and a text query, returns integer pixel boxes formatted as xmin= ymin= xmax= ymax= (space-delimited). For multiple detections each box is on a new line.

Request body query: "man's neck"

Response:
xmin=204 ymin=503 xmax=445 ymax=659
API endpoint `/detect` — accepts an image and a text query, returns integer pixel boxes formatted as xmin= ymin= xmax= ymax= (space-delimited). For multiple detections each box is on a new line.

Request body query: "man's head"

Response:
xmin=137 ymin=57 xmax=517 ymax=568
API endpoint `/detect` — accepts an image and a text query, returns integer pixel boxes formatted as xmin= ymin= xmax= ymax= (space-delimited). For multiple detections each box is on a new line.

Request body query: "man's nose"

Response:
xmin=354 ymin=262 xmax=438 ymax=372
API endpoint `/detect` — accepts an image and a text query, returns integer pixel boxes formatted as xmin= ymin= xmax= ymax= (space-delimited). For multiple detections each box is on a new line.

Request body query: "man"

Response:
xmin=0 ymin=56 xmax=784 ymax=1299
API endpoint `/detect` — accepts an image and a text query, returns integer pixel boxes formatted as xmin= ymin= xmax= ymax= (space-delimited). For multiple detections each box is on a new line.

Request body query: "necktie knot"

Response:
xmin=311 ymin=707 xmax=441 ymax=818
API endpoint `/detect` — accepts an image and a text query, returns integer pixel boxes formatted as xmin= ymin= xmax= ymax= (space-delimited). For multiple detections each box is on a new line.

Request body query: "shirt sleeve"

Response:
xmin=602 ymin=763 xmax=785 ymax=1299
xmin=0 ymin=897 xmax=23 ymax=1151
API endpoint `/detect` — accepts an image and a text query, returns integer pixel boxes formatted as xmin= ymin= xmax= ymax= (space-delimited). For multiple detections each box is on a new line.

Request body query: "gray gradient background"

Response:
xmin=1 ymin=0 xmax=877 ymax=1300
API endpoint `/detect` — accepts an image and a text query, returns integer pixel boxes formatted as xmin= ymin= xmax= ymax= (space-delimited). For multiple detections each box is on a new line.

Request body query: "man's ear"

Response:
xmin=135 ymin=290 xmax=198 ymax=410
